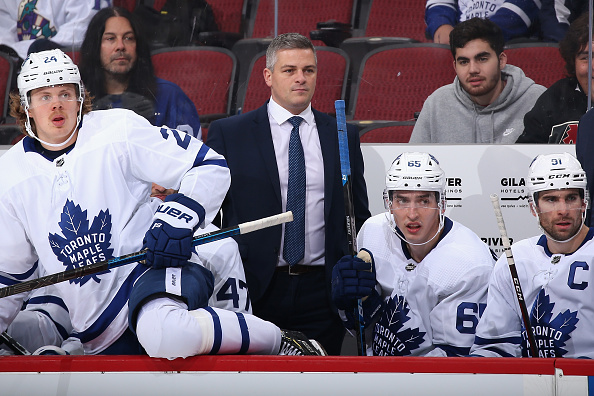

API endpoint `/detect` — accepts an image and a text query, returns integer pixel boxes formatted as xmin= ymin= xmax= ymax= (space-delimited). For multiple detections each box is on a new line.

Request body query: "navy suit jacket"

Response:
xmin=207 ymin=103 xmax=370 ymax=303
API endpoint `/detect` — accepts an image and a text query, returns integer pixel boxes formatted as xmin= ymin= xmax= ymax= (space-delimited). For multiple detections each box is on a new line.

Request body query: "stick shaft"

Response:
xmin=490 ymin=194 xmax=538 ymax=357
xmin=335 ymin=99 xmax=366 ymax=356
xmin=0 ymin=212 xmax=293 ymax=299
xmin=0 ymin=331 xmax=30 ymax=355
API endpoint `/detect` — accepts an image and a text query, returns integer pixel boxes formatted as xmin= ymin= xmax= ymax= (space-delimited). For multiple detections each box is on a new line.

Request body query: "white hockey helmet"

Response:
xmin=18 ymin=49 xmax=84 ymax=108
xmin=527 ymin=153 xmax=587 ymax=203
xmin=383 ymin=151 xmax=446 ymax=209
xmin=17 ymin=49 xmax=84 ymax=146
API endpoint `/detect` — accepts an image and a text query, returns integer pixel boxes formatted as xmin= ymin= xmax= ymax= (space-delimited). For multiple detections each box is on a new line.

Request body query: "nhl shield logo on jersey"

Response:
xmin=48 ymin=199 xmax=114 ymax=286
xmin=522 ymin=289 xmax=579 ymax=358
xmin=372 ymin=295 xmax=426 ymax=356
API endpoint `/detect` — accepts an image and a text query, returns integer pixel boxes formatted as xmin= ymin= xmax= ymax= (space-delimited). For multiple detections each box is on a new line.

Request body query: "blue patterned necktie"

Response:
xmin=283 ymin=116 xmax=305 ymax=266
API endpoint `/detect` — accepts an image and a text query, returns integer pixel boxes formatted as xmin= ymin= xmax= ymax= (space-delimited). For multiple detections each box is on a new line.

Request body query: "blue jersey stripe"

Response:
xmin=236 ymin=312 xmax=249 ymax=354
xmin=71 ymin=264 xmax=147 ymax=344
xmin=27 ymin=295 xmax=69 ymax=312
xmin=434 ymin=344 xmax=470 ymax=357
xmin=205 ymin=307 xmax=222 ymax=354
xmin=0 ymin=261 xmax=39 ymax=285
xmin=193 ymin=144 xmax=210 ymax=167
xmin=32 ymin=308 xmax=70 ymax=340
xmin=474 ymin=335 xmax=522 ymax=345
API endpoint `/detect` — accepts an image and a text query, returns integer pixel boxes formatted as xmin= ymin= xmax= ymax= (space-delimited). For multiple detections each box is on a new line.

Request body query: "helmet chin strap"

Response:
xmin=24 ymin=100 xmax=82 ymax=149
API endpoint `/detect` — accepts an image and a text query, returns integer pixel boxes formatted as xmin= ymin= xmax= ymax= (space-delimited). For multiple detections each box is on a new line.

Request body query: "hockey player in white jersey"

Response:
xmin=0 ymin=49 xmax=325 ymax=357
xmin=332 ymin=152 xmax=495 ymax=356
xmin=471 ymin=153 xmax=594 ymax=358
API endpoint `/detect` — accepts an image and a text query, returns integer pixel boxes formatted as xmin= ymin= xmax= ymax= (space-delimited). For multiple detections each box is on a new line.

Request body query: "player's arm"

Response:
xmin=489 ymin=0 xmax=540 ymax=42
xmin=425 ymin=0 xmax=458 ymax=42
xmin=0 ymin=204 xmax=39 ymax=333
xmin=426 ymin=263 xmax=492 ymax=357
xmin=195 ymin=225 xmax=252 ymax=314
xmin=470 ymin=258 xmax=523 ymax=357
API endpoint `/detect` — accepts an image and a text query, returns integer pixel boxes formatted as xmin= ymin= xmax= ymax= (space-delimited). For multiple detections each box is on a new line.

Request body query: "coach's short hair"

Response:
xmin=450 ymin=17 xmax=505 ymax=58
xmin=266 ymin=33 xmax=316 ymax=71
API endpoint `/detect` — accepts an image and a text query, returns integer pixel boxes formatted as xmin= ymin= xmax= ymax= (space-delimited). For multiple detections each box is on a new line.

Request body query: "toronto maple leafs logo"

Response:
xmin=48 ymin=200 xmax=114 ymax=286
xmin=372 ymin=295 xmax=426 ymax=356
xmin=521 ymin=289 xmax=579 ymax=358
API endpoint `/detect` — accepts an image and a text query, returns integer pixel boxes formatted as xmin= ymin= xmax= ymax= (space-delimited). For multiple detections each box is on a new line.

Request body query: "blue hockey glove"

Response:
xmin=143 ymin=193 xmax=205 ymax=269
xmin=331 ymin=248 xmax=377 ymax=311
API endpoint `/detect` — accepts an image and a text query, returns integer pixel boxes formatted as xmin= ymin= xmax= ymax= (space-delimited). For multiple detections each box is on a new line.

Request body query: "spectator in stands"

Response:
xmin=540 ymin=0 xmax=587 ymax=42
xmin=79 ymin=6 xmax=202 ymax=139
xmin=409 ymin=18 xmax=546 ymax=144
xmin=0 ymin=0 xmax=109 ymax=61
xmin=207 ymin=33 xmax=371 ymax=355
xmin=425 ymin=0 xmax=540 ymax=44
xmin=518 ymin=12 xmax=592 ymax=144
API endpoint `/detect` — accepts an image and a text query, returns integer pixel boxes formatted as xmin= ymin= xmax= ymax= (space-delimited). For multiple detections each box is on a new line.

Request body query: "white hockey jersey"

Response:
xmin=357 ymin=214 xmax=494 ymax=356
xmin=0 ymin=109 xmax=230 ymax=354
xmin=471 ymin=229 xmax=594 ymax=358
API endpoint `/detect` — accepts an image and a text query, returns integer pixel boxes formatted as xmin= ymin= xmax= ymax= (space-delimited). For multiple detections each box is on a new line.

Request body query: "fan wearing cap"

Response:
xmin=471 ymin=153 xmax=594 ymax=358
xmin=331 ymin=152 xmax=495 ymax=356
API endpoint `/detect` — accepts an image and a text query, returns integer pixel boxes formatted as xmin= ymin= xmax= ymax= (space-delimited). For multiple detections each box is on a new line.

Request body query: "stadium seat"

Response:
xmin=113 ymin=0 xmax=137 ymax=12
xmin=235 ymin=46 xmax=349 ymax=115
xmin=246 ymin=0 xmax=355 ymax=44
xmin=359 ymin=0 xmax=429 ymax=42
xmin=151 ymin=46 xmax=237 ymax=122
xmin=358 ymin=120 xmax=416 ymax=143
xmin=503 ymin=43 xmax=565 ymax=88
xmin=0 ymin=51 xmax=15 ymax=124
xmin=349 ymin=43 xmax=454 ymax=121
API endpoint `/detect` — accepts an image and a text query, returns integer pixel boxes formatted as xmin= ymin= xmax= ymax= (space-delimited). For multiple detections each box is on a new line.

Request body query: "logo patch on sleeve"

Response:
xmin=48 ymin=199 xmax=114 ymax=286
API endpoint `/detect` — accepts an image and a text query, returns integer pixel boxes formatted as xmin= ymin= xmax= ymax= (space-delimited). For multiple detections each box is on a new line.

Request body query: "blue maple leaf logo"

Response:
xmin=372 ymin=295 xmax=426 ymax=356
xmin=48 ymin=200 xmax=114 ymax=286
xmin=521 ymin=289 xmax=579 ymax=357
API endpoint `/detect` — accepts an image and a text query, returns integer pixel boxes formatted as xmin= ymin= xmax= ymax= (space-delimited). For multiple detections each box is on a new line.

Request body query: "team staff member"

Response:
xmin=332 ymin=152 xmax=495 ymax=356
xmin=207 ymin=33 xmax=371 ymax=355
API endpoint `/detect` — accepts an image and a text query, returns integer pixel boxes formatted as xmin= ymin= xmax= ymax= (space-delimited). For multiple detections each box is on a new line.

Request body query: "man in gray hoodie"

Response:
xmin=409 ymin=18 xmax=546 ymax=144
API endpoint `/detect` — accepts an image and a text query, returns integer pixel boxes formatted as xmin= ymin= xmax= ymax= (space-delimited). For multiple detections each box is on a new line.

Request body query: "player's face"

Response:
xmin=264 ymin=48 xmax=317 ymax=115
xmin=389 ymin=191 xmax=442 ymax=244
xmin=101 ymin=16 xmax=137 ymax=75
xmin=28 ymin=84 xmax=79 ymax=145
xmin=151 ymin=183 xmax=177 ymax=201
xmin=453 ymin=39 xmax=507 ymax=106
xmin=575 ymin=44 xmax=594 ymax=97
xmin=533 ymin=189 xmax=586 ymax=241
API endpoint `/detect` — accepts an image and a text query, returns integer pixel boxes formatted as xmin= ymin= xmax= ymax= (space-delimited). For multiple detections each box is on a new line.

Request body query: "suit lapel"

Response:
xmin=315 ymin=110 xmax=337 ymax=221
xmin=252 ymin=104 xmax=282 ymax=206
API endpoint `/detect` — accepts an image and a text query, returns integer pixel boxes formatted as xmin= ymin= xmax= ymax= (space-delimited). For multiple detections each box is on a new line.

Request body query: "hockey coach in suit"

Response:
xmin=207 ymin=33 xmax=370 ymax=355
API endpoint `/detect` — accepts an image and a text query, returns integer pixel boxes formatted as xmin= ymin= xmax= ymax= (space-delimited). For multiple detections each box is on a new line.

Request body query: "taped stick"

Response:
xmin=490 ymin=194 xmax=538 ymax=357
xmin=0 ymin=212 xmax=293 ymax=299
xmin=0 ymin=331 xmax=30 ymax=355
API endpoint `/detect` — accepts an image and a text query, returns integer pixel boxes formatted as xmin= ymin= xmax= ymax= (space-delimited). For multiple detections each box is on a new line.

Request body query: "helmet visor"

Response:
xmin=28 ymin=85 xmax=79 ymax=109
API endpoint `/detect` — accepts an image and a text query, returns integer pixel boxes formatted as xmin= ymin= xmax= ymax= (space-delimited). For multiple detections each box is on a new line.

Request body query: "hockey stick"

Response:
xmin=0 ymin=331 xmax=30 ymax=355
xmin=0 ymin=212 xmax=293 ymax=299
xmin=490 ymin=194 xmax=538 ymax=357
xmin=335 ymin=100 xmax=366 ymax=356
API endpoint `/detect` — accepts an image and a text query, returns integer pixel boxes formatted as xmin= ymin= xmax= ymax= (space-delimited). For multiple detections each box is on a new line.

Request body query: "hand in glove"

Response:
xmin=143 ymin=193 xmax=205 ymax=269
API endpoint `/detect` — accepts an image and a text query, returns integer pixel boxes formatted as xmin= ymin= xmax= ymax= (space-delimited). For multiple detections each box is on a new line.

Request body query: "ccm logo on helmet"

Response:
xmin=548 ymin=174 xmax=570 ymax=179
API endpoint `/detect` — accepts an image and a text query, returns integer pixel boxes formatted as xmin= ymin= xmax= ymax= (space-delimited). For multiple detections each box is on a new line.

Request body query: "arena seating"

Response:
xmin=151 ymin=46 xmax=237 ymax=122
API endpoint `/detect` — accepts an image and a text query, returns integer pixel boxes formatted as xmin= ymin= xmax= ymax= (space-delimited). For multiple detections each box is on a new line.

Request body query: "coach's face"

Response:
xmin=101 ymin=16 xmax=137 ymax=76
xmin=264 ymin=48 xmax=317 ymax=115
xmin=533 ymin=188 xmax=586 ymax=242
